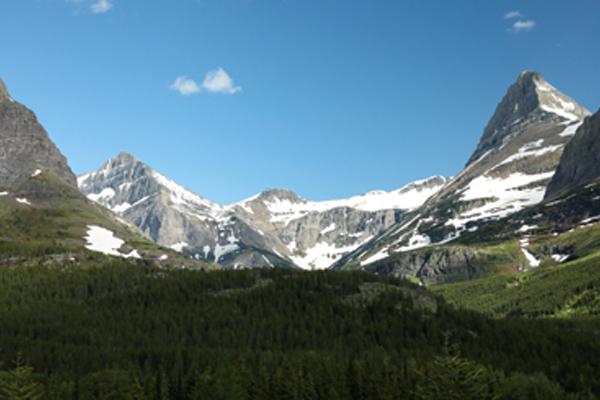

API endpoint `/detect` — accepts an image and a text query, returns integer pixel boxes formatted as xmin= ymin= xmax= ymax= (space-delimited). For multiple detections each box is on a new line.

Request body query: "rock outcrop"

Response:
xmin=0 ymin=79 xmax=76 ymax=189
xmin=545 ymin=109 xmax=600 ymax=200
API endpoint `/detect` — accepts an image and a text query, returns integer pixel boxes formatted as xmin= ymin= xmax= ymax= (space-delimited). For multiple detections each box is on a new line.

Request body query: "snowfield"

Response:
xmin=446 ymin=171 xmax=554 ymax=229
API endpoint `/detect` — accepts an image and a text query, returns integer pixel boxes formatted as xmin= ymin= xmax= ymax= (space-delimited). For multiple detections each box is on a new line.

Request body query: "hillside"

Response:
xmin=1 ymin=266 xmax=599 ymax=399
xmin=0 ymin=79 xmax=213 ymax=270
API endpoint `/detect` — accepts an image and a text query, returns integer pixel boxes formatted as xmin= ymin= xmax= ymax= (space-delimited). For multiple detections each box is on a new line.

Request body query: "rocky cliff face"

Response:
xmin=79 ymin=154 xmax=447 ymax=269
xmin=359 ymin=247 xmax=484 ymax=284
xmin=545 ymin=109 xmax=600 ymax=200
xmin=335 ymin=71 xmax=591 ymax=274
xmin=468 ymin=71 xmax=590 ymax=165
xmin=0 ymin=79 xmax=76 ymax=189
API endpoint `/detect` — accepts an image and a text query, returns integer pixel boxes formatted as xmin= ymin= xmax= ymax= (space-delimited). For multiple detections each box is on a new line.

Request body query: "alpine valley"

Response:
xmin=2 ymin=69 xmax=600 ymax=400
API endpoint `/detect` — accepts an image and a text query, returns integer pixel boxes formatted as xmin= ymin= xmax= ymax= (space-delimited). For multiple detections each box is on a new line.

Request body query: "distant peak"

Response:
xmin=518 ymin=70 xmax=543 ymax=82
xmin=114 ymin=152 xmax=140 ymax=164
xmin=257 ymin=188 xmax=304 ymax=202
xmin=466 ymin=71 xmax=590 ymax=165
xmin=0 ymin=79 xmax=15 ymax=103
xmin=395 ymin=176 xmax=447 ymax=194
xmin=93 ymin=152 xmax=147 ymax=178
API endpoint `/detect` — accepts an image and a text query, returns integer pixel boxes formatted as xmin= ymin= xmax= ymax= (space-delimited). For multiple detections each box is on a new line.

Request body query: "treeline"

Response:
xmin=0 ymin=263 xmax=599 ymax=399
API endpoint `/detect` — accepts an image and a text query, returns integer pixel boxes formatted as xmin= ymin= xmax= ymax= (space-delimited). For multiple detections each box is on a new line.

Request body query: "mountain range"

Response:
xmin=78 ymin=152 xmax=447 ymax=270
xmin=77 ymin=71 xmax=599 ymax=282
xmin=2 ymin=70 xmax=599 ymax=289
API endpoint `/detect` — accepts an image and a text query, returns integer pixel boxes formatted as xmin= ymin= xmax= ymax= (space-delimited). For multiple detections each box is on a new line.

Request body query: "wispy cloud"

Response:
xmin=512 ymin=20 xmax=536 ymax=32
xmin=504 ymin=11 xmax=523 ymax=19
xmin=170 ymin=68 xmax=242 ymax=96
xmin=504 ymin=10 xmax=536 ymax=33
xmin=90 ymin=0 xmax=113 ymax=14
xmin=170 ymin=76 xmax=201 ymax=96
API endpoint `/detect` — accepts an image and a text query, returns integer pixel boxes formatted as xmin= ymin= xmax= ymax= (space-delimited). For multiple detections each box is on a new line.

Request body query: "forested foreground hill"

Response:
xmin=0 ymin=266 xmax=599 ymax=399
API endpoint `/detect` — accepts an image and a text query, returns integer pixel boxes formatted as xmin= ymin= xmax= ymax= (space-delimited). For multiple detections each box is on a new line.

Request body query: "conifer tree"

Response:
xmin=0 ymin=355 xmax=44 ymax=400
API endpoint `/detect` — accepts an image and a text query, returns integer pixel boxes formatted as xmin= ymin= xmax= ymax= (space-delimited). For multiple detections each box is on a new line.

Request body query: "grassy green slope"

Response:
xmin=434 ymin=224 xmax=600 ymax=317
xmin=0 ymin=171 xmax=216 ymax=269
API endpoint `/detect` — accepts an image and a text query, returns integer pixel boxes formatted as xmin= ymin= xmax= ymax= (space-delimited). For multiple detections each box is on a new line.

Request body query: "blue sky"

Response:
xmin=1 ymin=0 xmax=599 ymax=204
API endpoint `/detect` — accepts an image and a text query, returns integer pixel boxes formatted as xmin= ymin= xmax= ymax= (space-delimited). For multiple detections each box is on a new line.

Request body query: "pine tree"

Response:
xmin=125 ymin=376 xmax=146 ymax=400
xmin=414 ymin=354 xmax=499 ymax=400
xmin=0 ymin=356 xmax=44 ymax=400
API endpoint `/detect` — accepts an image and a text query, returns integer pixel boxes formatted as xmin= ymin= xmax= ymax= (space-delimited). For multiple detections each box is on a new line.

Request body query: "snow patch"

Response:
xmin=540 ymin=103 xmax=580 ymax=121
xmin=170 ymin=242 xmax=189 ymax=252
xmin=321 ymin=223 xmax=336 ymax=235
xmin=518 ymin=224 xmax=538 ymax=233
xmin=495 ymin=141 xmax=562 ymax=168
xmin=519 ymin=236 xmax=540 ymax=268
xmin=581 ymin=215 xmax=600 ymax=225
xmin=521 ymin=248 xmax=540 ymax=267
xmin=551 ymin=254 xmax=569 ymax=263
xmin=446 ymin=172 xmax=554 ymax=229
xmin=361 ymin=247 xmax=390 ymax=266
xmin=123 ymin=249 xmax=141 ymax=259
xmin=152 ymin=171 xmax=222 ymax=211
xmin=84 ymin=225 xmax=125 ymax=257
xmin=88 ymin=188 xmax=116 ymax=202
xmin=16 ymin=198 xmax=31 ymax=206
xmin=290 ymin=241 xmax=358 ymax=270
xmin=261 ymin=255 xmax=273 ymax=267
xmin=397 ymin=233 xmax=431 ymax=252
xmin=214 ymin=243 xmax=239 ymax=263
xmin=559 ymin=121 xmax=584 ymax=137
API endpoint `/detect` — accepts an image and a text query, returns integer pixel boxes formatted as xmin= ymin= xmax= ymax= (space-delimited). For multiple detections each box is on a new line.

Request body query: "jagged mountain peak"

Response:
xmin=102 ymin=151 xmax=146 ymax=172
xmin=79 ymin=152 xmax=221 ymax=214
xmin=467 ymin=71 xmax=590 ymax=165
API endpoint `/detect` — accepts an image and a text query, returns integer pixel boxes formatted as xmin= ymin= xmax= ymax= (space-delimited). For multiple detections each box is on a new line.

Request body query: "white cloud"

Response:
xmin=170 ymin=68 xmax=242 ymax=96
xmin=512 ymin=20 xmax=536 ymax=32
xmin=200 ymin=68 xmax=241 ymax=94
xmin=170 ymin=76 xmax=201 ymax=96
xmin=90 ymin=0 xmax=113 ymax=14
xmin=504 ymin=11 xmax=523 ymax=19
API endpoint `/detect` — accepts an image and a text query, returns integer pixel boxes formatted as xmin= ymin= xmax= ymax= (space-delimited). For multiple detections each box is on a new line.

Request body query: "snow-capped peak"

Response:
xmin=236 ymin=176 xmax=447 ymax=224
xmin=530 ymin=73 xmax=591 ymax=121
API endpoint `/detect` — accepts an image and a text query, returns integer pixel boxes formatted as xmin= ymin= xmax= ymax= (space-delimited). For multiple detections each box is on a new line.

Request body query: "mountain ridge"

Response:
xmin=79 ymin=152 xmax=447 ymax=269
